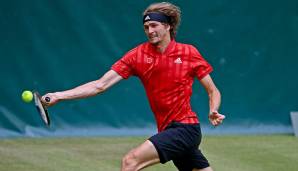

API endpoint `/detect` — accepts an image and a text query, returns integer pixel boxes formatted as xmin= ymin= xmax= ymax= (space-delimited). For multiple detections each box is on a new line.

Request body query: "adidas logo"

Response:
xmin=174 ymin=57 xmax=182 ymax=64
xmin=144 ymin=15 xmax=150 ymax=21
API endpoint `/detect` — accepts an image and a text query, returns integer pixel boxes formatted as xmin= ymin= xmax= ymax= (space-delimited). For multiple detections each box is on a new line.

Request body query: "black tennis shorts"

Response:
xmin=149 ymin=122 xmax=210 ymax=170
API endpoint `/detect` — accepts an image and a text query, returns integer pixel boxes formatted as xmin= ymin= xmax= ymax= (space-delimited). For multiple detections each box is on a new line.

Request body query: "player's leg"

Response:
xmin=121 ymin=123 xmax=190 ymax=171
xmin=121 ymin=140 xmax=160 ymax=171
xmin=173 ymin=149 xmax=212 ymax=171
xmin=193 ymin=166 xmax=213 ymax=171
xmin=172 ymin=123 xmax=211 ymax=171
xmin=173 ymin=150 xmax=211 ymax=171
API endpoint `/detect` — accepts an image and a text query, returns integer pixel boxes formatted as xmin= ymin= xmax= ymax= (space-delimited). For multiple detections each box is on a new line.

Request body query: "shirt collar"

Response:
xmin=146 ymin=39 xmax=176 ymax=56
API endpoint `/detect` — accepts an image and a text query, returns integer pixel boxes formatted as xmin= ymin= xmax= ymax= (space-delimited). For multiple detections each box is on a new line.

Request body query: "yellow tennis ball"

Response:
xmin=22 ymin=90 xmax=33 ymax=103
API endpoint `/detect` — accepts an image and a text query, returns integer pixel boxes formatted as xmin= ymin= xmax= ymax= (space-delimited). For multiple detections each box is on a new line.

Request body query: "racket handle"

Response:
xmin=45 ymin=97 xmax=51 ymax=102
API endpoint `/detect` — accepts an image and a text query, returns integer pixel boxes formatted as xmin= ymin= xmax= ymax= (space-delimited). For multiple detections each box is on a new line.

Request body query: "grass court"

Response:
xmin=0 ymin=135 xmax=297 ymax=171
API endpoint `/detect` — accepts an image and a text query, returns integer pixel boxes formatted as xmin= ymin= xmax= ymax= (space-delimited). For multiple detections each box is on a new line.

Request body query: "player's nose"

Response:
xmin=148 ymin=27 xmax=155 ymax=34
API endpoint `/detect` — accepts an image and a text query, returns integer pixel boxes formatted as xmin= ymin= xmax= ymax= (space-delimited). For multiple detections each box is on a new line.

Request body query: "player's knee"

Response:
xmin=121 ymin=152 xmax=139 ymax=171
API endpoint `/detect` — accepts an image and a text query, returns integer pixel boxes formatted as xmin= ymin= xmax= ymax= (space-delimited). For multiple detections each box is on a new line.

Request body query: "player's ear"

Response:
xmin=163 ymin=23 xmax=171 ymax=31
xmin=166 ymin=24 xmax=171 ymax=31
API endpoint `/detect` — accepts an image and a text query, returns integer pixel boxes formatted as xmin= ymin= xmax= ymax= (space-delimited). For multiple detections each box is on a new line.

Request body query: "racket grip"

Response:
xmin=45 ymin=97 xmax=51 ymax=102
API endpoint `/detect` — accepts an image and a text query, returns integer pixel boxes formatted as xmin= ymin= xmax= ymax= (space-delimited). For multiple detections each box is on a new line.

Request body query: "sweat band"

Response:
xmin=143 ymin=12 xmax=171 ymax=24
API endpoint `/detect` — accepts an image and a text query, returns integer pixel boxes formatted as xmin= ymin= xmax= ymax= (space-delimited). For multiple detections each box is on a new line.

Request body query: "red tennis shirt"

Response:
xmin=111 ymin=40 xmax=213 ymax=132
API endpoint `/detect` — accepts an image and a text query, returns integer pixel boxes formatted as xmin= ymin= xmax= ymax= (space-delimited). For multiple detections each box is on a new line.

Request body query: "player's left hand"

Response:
xmin=208 ymin=111 xmax=225 ymax=126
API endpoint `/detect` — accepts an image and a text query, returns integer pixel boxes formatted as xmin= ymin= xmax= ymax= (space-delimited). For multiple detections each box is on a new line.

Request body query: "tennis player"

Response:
xmin=42 ymin=2 xmax=225 ymax=171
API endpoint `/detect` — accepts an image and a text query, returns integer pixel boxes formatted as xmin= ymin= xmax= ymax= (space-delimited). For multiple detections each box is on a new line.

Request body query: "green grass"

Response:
xmin=0 ymin=135 xmax=297 ymax=171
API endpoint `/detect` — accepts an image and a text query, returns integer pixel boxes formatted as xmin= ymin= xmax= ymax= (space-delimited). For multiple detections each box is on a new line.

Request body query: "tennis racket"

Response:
xmin=33 ymin=91 xmax=51 ymax=126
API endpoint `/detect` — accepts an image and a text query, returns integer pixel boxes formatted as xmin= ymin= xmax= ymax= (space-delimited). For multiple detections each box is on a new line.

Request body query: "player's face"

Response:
xmin=143 ymin=21 xmax=170 ymax=45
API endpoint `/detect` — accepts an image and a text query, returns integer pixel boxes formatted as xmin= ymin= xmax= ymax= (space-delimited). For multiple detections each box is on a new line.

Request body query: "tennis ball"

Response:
xmin=22 ymin=90 xmax=33 ymax=103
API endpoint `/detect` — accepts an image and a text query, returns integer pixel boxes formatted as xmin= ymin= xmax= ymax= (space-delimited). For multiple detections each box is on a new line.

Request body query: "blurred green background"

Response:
xmin=0 ymin=0 xmax=297 ymax=137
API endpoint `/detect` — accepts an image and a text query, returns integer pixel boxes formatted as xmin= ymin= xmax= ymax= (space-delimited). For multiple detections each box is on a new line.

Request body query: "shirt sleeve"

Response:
xmin=190 ymin=45 xmax=213 ymax=80
xmin=111 ymin=48 xmax=137 ymax=79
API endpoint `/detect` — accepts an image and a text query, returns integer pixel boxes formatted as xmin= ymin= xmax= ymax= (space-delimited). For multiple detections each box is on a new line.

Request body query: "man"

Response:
xmin=42 ymin=2 xmax=225 ymax=171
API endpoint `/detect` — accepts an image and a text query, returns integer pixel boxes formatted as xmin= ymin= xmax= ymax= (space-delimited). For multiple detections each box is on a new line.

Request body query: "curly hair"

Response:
xmin=143 ymin=2 xmax=181 ymax=38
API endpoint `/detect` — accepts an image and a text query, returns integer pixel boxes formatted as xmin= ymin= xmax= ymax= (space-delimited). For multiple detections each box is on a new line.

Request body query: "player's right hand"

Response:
xmin=41 ymin=93 xmax=60 ymax=107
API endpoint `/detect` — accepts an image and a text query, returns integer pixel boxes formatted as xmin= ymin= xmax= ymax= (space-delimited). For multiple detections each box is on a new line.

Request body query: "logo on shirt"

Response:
xmin=146 ymin=57 xmax=153 ymax=63
xmin=174 ymin=57 xmax=182 ymax=64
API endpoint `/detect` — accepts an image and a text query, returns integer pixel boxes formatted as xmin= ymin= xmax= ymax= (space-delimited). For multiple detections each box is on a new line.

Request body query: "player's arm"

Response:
xmin=42 ymin=70 xmax=123 ymax=106
xmin=199 ymin=74 xmax=225 ymax=126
